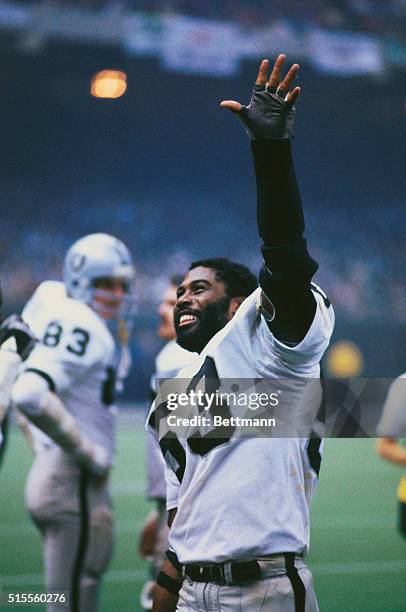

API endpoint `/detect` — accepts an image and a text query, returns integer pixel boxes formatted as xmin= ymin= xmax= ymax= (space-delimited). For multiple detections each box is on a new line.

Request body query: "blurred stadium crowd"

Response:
xmin=10 ymin=0 xmax=406 ymax=38
xmin=1 ymin=192 xmax=405 ymax=324
xmin=132 ymin=0 xmax=406 ymax=37
xmin=2 ymin=0 xmax=406 ymax=75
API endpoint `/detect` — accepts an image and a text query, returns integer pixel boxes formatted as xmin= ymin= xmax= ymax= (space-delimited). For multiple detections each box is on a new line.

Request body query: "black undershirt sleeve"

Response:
xmin=252 ymin=139 xmax=318 ymax=344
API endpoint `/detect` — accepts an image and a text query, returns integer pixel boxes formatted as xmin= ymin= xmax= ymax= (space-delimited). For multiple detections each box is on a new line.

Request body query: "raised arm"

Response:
xmin=221 ymin=55 xmax=318 ymax=344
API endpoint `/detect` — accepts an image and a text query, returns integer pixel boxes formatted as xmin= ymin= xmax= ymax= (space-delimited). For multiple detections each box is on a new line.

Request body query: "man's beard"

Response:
xmin=176 ymin=297 xmax=230 ymax=353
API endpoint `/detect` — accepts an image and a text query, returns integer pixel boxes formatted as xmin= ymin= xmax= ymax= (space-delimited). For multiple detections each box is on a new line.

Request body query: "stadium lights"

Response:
xmin=326 ymin=340 xmax=364 ymax=377
xmin=90 ymin=70 xmax=127 ymax=99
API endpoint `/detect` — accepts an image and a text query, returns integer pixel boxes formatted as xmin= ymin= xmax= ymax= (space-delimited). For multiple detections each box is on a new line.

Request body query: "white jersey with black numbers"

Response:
xmin=161 ymin=286 xmax=334 ymax=564
xmin=22 ymin=281 xmax=117 ymax=461
xmin=147 ymin=340 xmax=197 ymax=500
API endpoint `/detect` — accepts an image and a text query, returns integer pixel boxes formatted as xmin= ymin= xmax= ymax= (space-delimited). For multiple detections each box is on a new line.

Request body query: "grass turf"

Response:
xmin=0 ymin=419 xmax=404 ymax=611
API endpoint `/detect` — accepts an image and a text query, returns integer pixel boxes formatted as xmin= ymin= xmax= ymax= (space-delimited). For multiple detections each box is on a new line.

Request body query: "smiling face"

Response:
xmin=174 ymin=266 xmax=232 ymax=353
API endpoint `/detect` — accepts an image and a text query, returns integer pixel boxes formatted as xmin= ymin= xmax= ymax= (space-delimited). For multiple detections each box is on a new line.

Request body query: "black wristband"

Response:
xmin=166 ymin=548 xmax=183 ymax=572
xmin=157 ymin=571 xmax=182 ymax=595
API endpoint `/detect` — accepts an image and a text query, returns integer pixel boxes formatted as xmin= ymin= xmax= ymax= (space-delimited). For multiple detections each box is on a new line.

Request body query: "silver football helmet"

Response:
xmin=64 ymin=233 xmax=135 ymax=389
xmin=63 ymin=233 xmax=135 ymax=319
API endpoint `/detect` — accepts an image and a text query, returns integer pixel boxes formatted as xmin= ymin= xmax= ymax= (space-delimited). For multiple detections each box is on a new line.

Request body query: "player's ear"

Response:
xmin=227 ymin=296 xmax=245 ymax=320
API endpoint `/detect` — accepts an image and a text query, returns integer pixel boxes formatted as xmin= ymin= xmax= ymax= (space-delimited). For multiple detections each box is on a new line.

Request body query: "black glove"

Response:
xmin=238 ymin=84 xmax=295 ymax=140
xmin=0 ymin=315 xmax=36 ymax=360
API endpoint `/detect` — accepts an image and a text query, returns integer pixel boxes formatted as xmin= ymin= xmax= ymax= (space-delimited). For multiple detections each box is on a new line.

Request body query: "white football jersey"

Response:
xmin=153 ymin=286 xmax=334 ymax=564
xmin=21 ymin=281 xmax=117 ymax=461
xmin=0 ymin=341 xmax=21 ymax=451
xmin=147 ymin=340 xmax=197 ymax=500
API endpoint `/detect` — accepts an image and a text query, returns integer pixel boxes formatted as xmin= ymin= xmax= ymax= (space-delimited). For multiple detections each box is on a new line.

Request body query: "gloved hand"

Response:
xmin=220 ymin=54 xmax=300 ymax=140
xmin=0 ymin=315 xmax=36 ymax=360
xmin=76 ymin=440 xmax=112 ymax=478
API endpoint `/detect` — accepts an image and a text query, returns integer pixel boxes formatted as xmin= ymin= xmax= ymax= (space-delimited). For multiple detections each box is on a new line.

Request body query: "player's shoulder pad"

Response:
xmin=310 ymin=282 xmax=331 ymax=309
xmin=309 ymin=282 xmax=335 ymax=340
xmin=25 ymin=287 xmax=114 ymax=365
xmin=22 ymin=281 xmax=66 ymax=327
xmin=58 ymin=297 xmax=114 ymax=352
xmin=155 ymin=340 xmax=198 ymax=378
xmin=24 ymin=282 xmax=108 ymax=340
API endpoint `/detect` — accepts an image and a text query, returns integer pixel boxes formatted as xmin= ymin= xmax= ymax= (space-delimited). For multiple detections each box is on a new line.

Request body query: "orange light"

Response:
xmin=91 ymin=70 xmax=127 ymax=99
xmin=326 ymin=340 xmax=364 ymax=377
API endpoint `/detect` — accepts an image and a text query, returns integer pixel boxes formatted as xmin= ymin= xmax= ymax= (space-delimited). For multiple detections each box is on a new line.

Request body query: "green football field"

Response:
xmin=0 ymin=415 xmax=405 ymax=611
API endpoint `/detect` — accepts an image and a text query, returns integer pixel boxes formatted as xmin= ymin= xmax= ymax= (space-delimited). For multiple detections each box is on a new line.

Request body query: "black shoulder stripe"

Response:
xmin=310 ymin=283 xmax=331 ymax=308
xmin=25 ymin=368 xmax=56 ymax=393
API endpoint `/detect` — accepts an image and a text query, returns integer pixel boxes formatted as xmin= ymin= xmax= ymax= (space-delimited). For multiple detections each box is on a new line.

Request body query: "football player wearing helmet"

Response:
xmin=151 ymin=55 xmax=334 ymax=612
xmin=12 ymin=233 xmax=135 ymax=612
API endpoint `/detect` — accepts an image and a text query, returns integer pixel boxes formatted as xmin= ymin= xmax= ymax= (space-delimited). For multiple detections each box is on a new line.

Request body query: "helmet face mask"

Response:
xmin=63 ymin=233 xmax=135 ymax=322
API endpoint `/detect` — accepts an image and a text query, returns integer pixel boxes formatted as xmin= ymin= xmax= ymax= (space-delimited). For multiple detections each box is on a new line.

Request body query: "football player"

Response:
xmin=151 ymin=54 xmax=334 ymax=612
xmin=376 ymin=374 xmax=406 ymax=538
xmin=139 ymin=276 xmax=199 ymax=611
xmin=0 ymin=286 xmax=36 ymax=464
xmin=12 ymin=233 xmax=135 ymax=612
